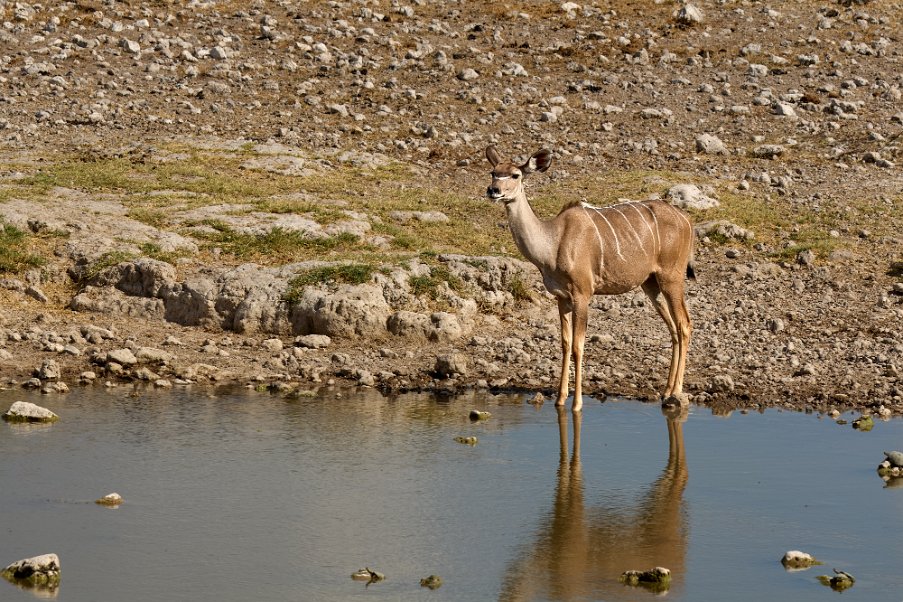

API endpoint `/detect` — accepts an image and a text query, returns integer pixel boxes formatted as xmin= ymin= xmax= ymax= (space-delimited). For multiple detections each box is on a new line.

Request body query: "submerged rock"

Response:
xmin=2 ymin=401 xmax=59 ymax=423
xmin=619 ymin=566 xmax=671 ymax=592
xmin=781 ymin=550 xmax=820 ymax=569
xmin=454 ymin=436 xmax=478 ymax=445
xmin=1 ymin=554 xmax=60 ymax=589
xmin=351 ymin=567 xmax=385 ymax=584
xmin=420 ymin=574 xmax=443 ymax=589
xmin=95 ymin=492 xmax=124 ymax=507
xmin=851 ymin=415 xmax=874 ymax=431
xmin=817 ymin=569 xmax=855 ymax=591
xmin=469 ymin=410 xmax=491 ymax=421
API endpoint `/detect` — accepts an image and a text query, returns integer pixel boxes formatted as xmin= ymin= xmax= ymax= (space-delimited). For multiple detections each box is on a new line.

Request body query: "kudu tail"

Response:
xmin=686 ymin=228 xmax=697 ymax=281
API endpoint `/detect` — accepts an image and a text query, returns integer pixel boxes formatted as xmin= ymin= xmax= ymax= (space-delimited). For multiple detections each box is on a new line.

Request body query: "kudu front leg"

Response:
xmin=555 ymin=299 xmax=573 ymax=408
xmin=556 ymin=297 xmax=588 ymax=412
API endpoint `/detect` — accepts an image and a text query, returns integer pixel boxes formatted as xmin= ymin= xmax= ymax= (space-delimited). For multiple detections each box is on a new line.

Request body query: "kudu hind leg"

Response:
xmin=658 ymin=278 xmax=692 ymax=397
xmin=642 ymin=278 xmax=681 ymax=397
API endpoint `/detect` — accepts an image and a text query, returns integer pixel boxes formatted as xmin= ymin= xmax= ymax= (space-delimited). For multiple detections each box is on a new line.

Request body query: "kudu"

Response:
xmin=485 ymin=146 xmax=695 ymax=411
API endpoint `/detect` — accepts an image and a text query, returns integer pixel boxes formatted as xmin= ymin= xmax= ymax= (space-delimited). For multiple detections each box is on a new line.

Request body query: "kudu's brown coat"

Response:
xmin=485 ymin=146 xmax=695 ymax=411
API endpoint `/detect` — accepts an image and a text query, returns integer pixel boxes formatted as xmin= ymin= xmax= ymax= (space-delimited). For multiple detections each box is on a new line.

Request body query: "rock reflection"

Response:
xmin=499 ymin=405 xmax=689 ymax=601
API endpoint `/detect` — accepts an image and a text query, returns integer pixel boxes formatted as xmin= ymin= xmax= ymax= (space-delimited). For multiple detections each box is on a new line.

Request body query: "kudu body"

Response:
xmin=485 ymin=146 xmax=694 ymax=411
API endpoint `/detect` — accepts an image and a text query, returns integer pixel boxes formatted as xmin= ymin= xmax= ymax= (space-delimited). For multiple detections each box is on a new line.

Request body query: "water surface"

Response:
xmin=1 ymin=387 xmax=901 ymax=601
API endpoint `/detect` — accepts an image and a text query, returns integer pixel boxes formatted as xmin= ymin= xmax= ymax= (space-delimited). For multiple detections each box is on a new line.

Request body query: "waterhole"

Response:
xmin=1 ymin=388 xmax=901 ymax=601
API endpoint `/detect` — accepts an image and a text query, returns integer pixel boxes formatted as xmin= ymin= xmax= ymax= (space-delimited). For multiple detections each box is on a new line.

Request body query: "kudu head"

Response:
xmin=485 ymin=146 xmax=552 ymax=203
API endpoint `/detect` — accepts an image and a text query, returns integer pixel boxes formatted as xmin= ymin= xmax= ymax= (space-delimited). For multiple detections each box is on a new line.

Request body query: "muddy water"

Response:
xmin=1 ymin=388 xmax=901 ymax=601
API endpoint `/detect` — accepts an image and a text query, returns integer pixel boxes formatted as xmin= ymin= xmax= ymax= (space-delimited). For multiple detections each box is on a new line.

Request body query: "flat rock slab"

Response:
xmin=2 ymin=401 xmax=59 ymax=423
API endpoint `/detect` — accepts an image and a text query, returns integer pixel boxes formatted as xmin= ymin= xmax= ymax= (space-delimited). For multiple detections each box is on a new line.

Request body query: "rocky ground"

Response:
xmin=0 ymin=0 xmax=901 ymax=416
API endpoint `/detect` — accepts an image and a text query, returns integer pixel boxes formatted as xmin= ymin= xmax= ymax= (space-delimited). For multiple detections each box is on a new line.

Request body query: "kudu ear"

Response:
xmin=521 ymin=149 xmax=552 ymax=175
xmin=485 ymin=145 xmax=503 ymax=167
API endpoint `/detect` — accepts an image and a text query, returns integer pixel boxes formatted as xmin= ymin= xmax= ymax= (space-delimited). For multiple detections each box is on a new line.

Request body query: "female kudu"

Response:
xmin=485 ymin=146 xmax=694 ymax=411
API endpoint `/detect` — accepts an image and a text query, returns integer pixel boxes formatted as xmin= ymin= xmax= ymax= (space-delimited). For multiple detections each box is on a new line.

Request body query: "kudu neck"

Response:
xmin=504 ymin=189 xmax=553 ymax=266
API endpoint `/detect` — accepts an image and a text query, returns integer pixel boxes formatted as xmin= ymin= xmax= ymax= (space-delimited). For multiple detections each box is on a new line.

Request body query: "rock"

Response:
xmin=817 ymin=569 xmax=855 ymax=592
xmin=457 ymin=68 xmax=479 ymax=81
xmin=209 ymin=46 xmax=229 ymax=60
xmin=675 ymin=5 xmax=703 ymax=26
xmin=119 ymin=38 xmax=141 ymax=56
xmin=135 ymin=347 xmax=172 ymax=364
xmin=37 ymin=359 xmax=60 ymax=380
xmin=454 ymin=436 xmax=478 ymax=445
xmin=295 ymin=334 xmax=332 ymax=349
xmin=781 ymin=550 xmax=820 ymax=569
xmin=435 ymin=353 xmax=468 ymax=378
xmin=290 ymin=284 xmax=390 ymax=338
xmin=2 ymin=401 xmax=59 ymax=423
xmin=851 ymin=415 xmax=873 ymax=431
xmin=42 ymin=381 xmax=69 ymax=394
xmin=95 ymin=492 xmax=123 ymax=506
xmin=695 ymin=134 xmax=726 ymax=154
xmin=261 ymin=338 xmax=284 ymax=352
xmin=666 ymin=184 xmax=720 ymax=210
xmin=469 ymin=409 xmax=491 ymax=421
xmin=107 ymin=348 xmax=138 ymax=366
xmin=884 ymin=450 xmax=903 ymax=467
xmin=420 ymin=575 xmax=443 ymax=589
xmin=620 ymin=567 xmax=671 ymax=592
xmin=2 ymin=554 xmax=60 ymax=589
xmin=351 ymin=567 xmax=384 ymax=583
xmin=695 ymin=220 xmax=754 ymax=241
xmin=753 ymin=144 xmax=785 ymax=159
xmin=707 ymin=374 xmax=735 ymax=393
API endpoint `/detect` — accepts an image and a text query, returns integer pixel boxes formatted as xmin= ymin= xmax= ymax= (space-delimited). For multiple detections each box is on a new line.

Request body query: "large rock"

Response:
xmin=1 ymin=554 xmax=60 ymax=589
xmin=666 ymin=184 xmax=720 ymax=210
xmin=290 ymin=284 xmax=390 ymax=337
xmin=2 ymin=401 xmax=59 ymax=423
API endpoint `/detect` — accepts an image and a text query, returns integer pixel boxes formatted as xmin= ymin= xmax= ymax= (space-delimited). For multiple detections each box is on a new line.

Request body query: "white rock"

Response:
xmin=675 ymin=5 xmax=703 ymax=25
xmin=695 ymin=134 xmax=727 ymax=154
xmin=107 ymin=348 xmax=138 ymax=366
xmin=119 ymin=38 xmax=141 ymax=56
xmin=2 ymin=401 xmax=59 ymax=423
xmin=666 ymin=184 xmax=720 ymax=210
xmin=209 ymin=46 xmax=229 ymax=60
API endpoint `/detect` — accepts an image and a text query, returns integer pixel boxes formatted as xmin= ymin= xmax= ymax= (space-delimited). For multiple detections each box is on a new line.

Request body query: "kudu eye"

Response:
xmin=512 ymin=173 xmax=520 ymax=179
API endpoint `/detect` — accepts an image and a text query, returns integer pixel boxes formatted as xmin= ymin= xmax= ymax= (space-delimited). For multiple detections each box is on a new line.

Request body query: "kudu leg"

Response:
xmin=571 ymin=298 xmax=589 ymax=412
xmin=659 ymin=279 xmax=692 ymax=397
xmin=641 ymin=278 xmax=681 ymax=397
xmin=555 ymin=299 xmax=573 ymax=407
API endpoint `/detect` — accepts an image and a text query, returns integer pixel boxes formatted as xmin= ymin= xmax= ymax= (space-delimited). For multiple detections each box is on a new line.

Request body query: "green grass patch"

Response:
xmin=409 ymin=264 xmax=464 ymax=301
xmin=284 ymin=263 xmax=382 ymax=303
xmin=80 ymin=250 xmax=136 ymax=283
xmin=0 ymin=223 xmax=46 ymax=274
xmin=194 ymin=223 xmax=366 ymax=262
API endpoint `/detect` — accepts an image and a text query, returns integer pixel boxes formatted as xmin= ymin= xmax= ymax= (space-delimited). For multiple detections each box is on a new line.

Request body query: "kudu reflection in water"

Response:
xmin=499 ymin=406 xmax=689 ymax=601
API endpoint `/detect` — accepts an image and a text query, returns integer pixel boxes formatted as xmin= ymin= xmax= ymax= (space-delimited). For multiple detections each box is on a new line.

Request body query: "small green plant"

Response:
xmin=409 ymin=265 xmax=464 ymax=300
xmin=139 ymin=242 xmax=192 ymax=265
xmin=506 ymin=274 xmax=533 ymax=302
xmin=80 ymin=250 xmax=136 ymax=283
xmin=284 ymin=263 xmax=380 ymax=302
xmin=0 ymin=223 xmax=46 ymax=274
